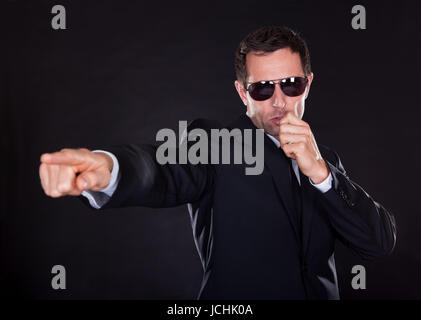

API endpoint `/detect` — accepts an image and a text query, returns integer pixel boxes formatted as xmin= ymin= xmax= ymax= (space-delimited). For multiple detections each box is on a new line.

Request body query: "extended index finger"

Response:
xmin=40 ymin=149 xmax=84 ymax=166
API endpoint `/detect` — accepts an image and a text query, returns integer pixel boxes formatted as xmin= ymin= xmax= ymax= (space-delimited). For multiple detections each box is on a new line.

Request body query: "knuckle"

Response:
xmin=64 ymin=164 xmax=74 ymax=174
xmin=50 ymin=190 xmax=61 ymax=198
xmin=57 ymin=183 xmax=69 ymax=193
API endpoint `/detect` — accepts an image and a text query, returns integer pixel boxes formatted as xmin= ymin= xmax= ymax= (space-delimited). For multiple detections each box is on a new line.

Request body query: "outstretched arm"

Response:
xmin=40 ymin=119 xmax=215 ymax=210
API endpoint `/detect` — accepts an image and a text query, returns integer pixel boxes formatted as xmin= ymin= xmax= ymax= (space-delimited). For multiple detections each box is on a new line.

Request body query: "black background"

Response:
xmin=1 ymin=0 xmax=420 ymax=299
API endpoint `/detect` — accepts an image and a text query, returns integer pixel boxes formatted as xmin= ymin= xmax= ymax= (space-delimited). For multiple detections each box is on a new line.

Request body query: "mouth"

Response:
xmin=270 ymin=115 xmax=283 ymax=126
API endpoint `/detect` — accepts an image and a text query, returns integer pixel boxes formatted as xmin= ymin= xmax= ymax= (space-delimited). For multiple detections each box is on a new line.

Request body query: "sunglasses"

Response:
xmin=246 ymin=76 xmax=308 ymax=101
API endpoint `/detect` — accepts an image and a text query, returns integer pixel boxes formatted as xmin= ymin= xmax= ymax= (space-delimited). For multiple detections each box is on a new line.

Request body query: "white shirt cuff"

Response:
xmin=309 ymin=172 xmax=332 ymax=193
xmin=81 ymin=150 xmax=120 ymax=209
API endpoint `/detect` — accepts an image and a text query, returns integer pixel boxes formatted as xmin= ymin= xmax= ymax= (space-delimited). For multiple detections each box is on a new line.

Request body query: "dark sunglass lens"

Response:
xmin=248 ymin=82 xmax=274 ymax=101
xmin=280 ymin=77 xmax=308 ymax=97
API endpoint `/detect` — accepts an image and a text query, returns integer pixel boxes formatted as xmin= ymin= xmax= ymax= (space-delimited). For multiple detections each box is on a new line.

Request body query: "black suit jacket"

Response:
xmin=85 ymin=114 xmax=396 ymax=300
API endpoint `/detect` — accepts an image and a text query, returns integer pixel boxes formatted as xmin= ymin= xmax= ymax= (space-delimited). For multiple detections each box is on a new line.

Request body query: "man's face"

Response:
xmin=235 ymin=48 xmax=313 ymax=139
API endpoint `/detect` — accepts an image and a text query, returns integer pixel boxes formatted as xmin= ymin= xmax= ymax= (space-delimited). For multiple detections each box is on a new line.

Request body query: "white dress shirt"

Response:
xmin=82 ymin=134 xmax=332 ymax=209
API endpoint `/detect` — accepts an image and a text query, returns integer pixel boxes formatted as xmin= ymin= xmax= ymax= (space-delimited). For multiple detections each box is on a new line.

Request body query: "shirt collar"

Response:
xmin=266 ymin=133 xmax=281 ymax=148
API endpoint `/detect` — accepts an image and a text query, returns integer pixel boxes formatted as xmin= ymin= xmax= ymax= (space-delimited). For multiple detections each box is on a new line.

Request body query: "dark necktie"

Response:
xmin=289 ymin=159 xmax=303 ymax=241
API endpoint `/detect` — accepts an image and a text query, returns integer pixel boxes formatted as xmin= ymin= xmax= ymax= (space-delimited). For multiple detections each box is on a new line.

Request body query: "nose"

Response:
xmin=272 ymin=83 xmax=287 ymax=108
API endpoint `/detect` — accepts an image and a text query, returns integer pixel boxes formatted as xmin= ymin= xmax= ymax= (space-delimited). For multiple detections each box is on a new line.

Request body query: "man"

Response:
xmin=39 ymin=26 xmax=396 ymax=299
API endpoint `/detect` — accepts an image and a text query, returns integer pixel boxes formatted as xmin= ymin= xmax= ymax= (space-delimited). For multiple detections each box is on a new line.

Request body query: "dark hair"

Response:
xmin=234 ymin=26 xmax=312 ymax=88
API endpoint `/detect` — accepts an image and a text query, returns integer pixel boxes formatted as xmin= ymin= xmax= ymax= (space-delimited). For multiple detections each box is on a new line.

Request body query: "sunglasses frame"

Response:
xmin=245 ymin=76 xmax=309 ymax=100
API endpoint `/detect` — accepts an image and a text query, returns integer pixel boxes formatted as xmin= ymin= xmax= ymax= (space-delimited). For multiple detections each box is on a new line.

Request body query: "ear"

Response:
xmin=304 ymin=72 xmax=314 ymax=100
xmin=234 ymin=80 xmax=248 ymax=106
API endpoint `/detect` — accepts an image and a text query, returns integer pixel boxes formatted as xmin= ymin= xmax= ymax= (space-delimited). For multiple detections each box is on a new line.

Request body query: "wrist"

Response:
xmin=93 ymin=151 xmax=114 ymax=173
xmin=309 ymin=160 xmax=329 ymax=184
xmin=103 ymin=154 xmax=114 ymax=173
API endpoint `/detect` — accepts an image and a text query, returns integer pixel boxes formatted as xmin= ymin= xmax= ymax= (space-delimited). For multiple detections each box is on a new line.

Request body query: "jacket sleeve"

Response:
xmin=104 ymin=144 xmax=213 ymax=209
xmin=316 ymin=147 xmax=397 ymax=260
xmin=79 ymin=120 xmax=215 ymax=210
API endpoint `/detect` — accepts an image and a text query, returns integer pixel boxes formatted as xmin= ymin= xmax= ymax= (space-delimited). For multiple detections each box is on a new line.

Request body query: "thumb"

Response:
xmin=76 ymin=169 xmax=110 ymax=191
xmin=76 ymin=171 xmax=99 ymax=191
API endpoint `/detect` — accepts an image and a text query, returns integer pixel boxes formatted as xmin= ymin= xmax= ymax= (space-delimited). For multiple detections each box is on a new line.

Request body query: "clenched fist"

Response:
xmin=39 ymin=148 xmax=114 ymax=198
xmin=278 ymin=112 xmax=329 ymax=184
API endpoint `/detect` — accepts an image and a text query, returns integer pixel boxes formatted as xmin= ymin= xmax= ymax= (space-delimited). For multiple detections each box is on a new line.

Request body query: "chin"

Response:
xmin=264 ymin=124 xmax=279 ymax=138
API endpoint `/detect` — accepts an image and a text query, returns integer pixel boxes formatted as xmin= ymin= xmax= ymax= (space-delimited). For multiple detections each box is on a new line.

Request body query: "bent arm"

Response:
xmin=317 ymin=149 xmax=397 ymax=259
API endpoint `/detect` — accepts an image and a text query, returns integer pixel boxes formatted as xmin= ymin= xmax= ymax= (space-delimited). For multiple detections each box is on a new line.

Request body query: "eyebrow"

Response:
xmin=247 ymin=75 xmax=306 ymax=84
